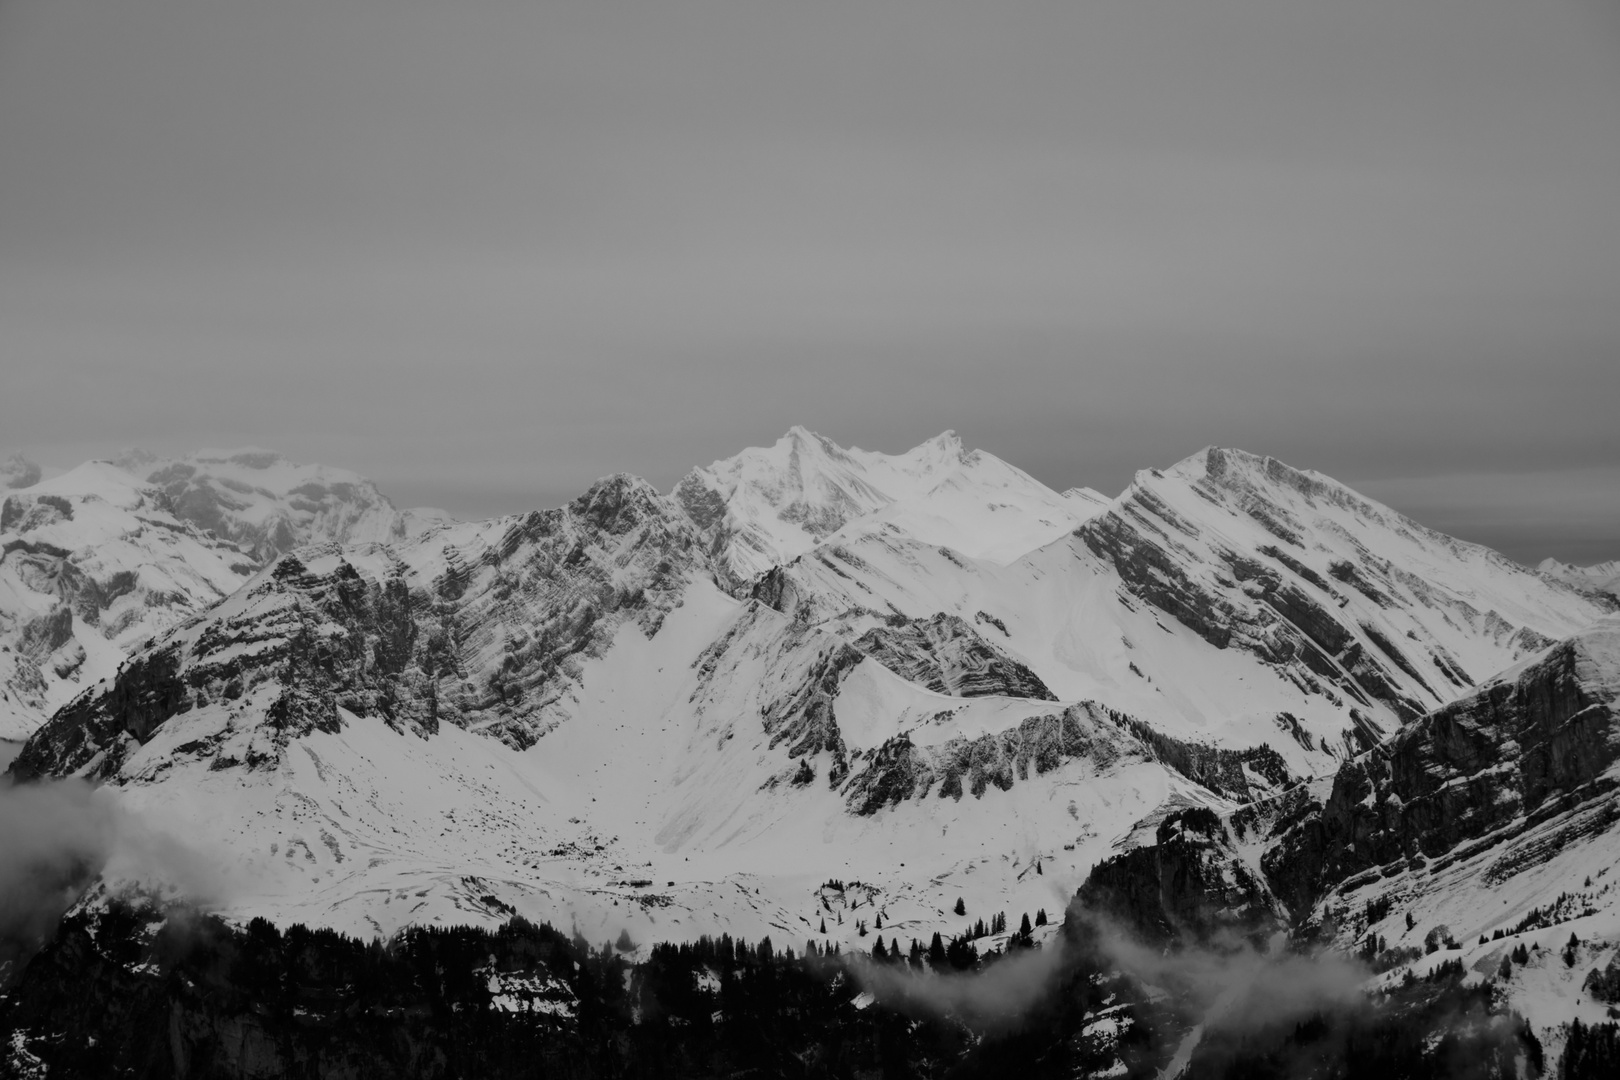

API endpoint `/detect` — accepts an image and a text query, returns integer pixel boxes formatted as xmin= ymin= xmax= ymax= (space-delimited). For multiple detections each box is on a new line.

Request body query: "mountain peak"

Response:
xmin=1 ymin=453 xmax=41 ymax=490
xmin=1539 ymin=556 xmax=1620 ymax=598
xmin=111 ymin=447 xmax=445 ymax=560
xmin=675 ymin=428 xmax=1088 ymax=588
xmin=1167 ymin=445 xmax=1327 ymax=495
xmin=565 ymin=473 xmax=670 ymax=535
xmin=780 ymin=424 xmax=825 ymax=444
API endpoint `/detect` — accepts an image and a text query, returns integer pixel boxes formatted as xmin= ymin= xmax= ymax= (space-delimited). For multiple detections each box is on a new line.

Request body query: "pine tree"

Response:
xmin=819 ymin=918 xmax=826 ymax=934
xmin=1020 ymin=913 xmax=1033 ymax=936
xmin=873 ymin=936 xmax=887 ymax=960
xmin=875 ymin=913 xmax=882 ymax=930
xmin=1035 ymin=908 xmax=1048 ymax=927
xmin=954 ymin=897 xmax=966 ymax=917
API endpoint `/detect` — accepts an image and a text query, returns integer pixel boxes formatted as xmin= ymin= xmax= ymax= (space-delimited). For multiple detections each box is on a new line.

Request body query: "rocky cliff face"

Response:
xmin=838 ymin=704 xmax=1142 ymax=815
xmin=15 ymin=473 xmax=707 ymax=777
xmin=1259 ymin=619 xmax=1620 ymax=921
xmin=0 ymin=450 xmax=453 ymax=741
xmin=1076 ymin=805 xmax=1286 ymax=947
xmin=852 ymin=613 xmax=1056 ymax=700
xmin=12 ymin=554 xmax=430 ymax=781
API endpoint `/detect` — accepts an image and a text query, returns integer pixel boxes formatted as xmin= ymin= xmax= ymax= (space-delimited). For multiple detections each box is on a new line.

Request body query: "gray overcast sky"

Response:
xmin=1 ymin=0 xmax=1617 ymax=564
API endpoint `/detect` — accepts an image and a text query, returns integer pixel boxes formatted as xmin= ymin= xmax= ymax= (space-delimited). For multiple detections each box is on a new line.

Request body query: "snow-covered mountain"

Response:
xmin=674 ymin=427 xmax=1107 ymax=591
xmin=11 ymin=430 xmax=1612 ymax=969
xmin=0 ymin=463 xmax=258 ymax=740
xmin=751 ymin=445 xmax=1605 ymax=778
xmin=0 ymin=452 xmax=448 ymax=741
xmin=1540 ymin=557 xmax=1620 ymax=601
xmin=1 ymin=455 xmax=41 ymax=491
xmin=114 ymin=448 xmax=450 ymax=561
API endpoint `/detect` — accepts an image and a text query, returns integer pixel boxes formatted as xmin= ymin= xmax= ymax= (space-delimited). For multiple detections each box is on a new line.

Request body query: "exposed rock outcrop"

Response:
xmin=0 ymin=465 xmax=257 ymax=739
xmin=1260 ymin=620 xmax=1620 ymax=918
xmin=852 ymin=613 xmax=1056 ymax=700
xmin=14 ymin=474 xmax=709 ymax=775
xmin=840 ymin=704 xmax=1139 ymax=814
xmin=1076 ymin=806 xmax=1285 ymax=946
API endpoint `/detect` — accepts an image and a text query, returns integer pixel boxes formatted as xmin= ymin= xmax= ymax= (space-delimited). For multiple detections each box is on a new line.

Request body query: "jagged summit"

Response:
xmin=674 ymin=428 xmax=1100 ymax=588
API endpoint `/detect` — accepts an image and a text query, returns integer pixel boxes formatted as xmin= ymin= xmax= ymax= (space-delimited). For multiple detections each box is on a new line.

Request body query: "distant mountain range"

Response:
xmin=3 ymin=430 xmax=1618 ymax=1069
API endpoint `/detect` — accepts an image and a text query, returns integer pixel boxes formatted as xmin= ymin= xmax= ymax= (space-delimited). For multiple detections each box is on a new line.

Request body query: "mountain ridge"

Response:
xmin=9 ymin=430 xmax=1612 ymax=977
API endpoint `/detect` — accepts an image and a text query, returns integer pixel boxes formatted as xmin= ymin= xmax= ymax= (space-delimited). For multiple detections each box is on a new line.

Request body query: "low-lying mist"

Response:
xmin=846 ymin=903 xmax=1367 ymax=1036
xmin=0 ymin=776 xmax=223 ymax=982
xmin=840 ymin=900 xmax=1541 ymax=1077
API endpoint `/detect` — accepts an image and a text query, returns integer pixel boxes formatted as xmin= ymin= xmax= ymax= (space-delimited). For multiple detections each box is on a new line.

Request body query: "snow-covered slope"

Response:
xmin=0 ymin=463 xmax=258 ymax=740
xmin=1082 ymin=447 xmax=1602 ymax=724
xmin=673 ymin=427 xmax=1102 ymax=591
xmin=115 ymin=448 xmax=450 ymax=561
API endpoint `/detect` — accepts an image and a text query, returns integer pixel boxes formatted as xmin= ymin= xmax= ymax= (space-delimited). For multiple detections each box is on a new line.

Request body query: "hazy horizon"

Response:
xmin=3 ymin=0 xmax=1617 ymax=564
